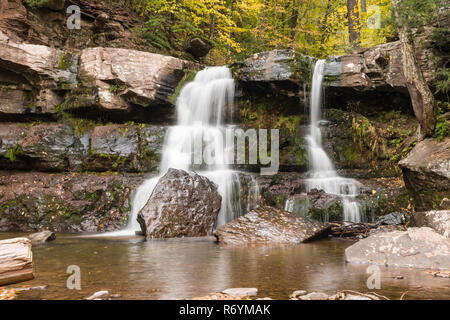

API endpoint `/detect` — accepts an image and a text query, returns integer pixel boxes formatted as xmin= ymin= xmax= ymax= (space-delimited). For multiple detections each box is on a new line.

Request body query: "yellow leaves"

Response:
xmin=0 ymin=287 xmax=18 ymax=300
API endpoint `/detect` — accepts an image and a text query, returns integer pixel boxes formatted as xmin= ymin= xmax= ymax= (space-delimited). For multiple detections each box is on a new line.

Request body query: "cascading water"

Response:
xmin=110 ymin=66 xmax=259 ymax=236
xmin=285 ymin=60 xmax=361 ymax=223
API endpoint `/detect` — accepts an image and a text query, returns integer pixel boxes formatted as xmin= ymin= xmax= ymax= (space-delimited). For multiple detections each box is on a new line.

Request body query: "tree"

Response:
xmin=347 ymin=0 xmax=360 ymax=47
xmin=392 ymin=0 xmax=438 ymax=139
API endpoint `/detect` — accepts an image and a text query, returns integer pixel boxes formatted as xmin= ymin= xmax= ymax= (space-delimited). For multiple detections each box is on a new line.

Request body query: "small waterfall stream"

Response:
xmin=305 ymin=60 xmax=361 ymax=222
xmin=284 ymin=60 xmax=361 ymax=223
xmin=111 ymin=66 xmax=259 ymax=236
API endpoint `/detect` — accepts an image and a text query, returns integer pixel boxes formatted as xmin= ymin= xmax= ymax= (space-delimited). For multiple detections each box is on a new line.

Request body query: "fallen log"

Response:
xmin=0 ymin=238 xmax=34 ymax=286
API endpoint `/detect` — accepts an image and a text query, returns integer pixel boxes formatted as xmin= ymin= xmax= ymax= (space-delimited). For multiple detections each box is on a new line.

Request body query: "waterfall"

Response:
xmin=112 ymin=66 xmax=259 ymax=236
xmin=305 ymin=60 xmax=361 ymax=223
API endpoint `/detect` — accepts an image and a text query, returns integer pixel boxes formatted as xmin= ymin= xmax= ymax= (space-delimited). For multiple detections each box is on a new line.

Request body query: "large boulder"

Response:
xmin=345 ymin=227 xmax=450 ymax=270
xmin=137 ymin=169 xmax=222 ymax=239
xmin=186 ymin=38 xmax=211 ymax=59
xmin=214 ymin=206 xmax=331 ymax=245
xmin=399 ymin=138 xmax=450 ymax=210
xmin=78 ymin=47 xmax=196 ymax=112
xmin=413 ymin=211 xmax=450 ymax=238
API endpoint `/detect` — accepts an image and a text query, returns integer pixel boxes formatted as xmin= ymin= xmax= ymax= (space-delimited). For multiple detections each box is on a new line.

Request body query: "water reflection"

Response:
xmin=0 ymin=234 xmax=448 ymax=300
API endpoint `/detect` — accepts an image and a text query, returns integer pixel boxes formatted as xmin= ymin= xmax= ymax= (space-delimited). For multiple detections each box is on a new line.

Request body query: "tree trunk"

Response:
xmin=293 ymin=0 xmax=312 ymax=48
xmin=393 ymin=0 xmax=437 ymax=138
xmin=347 ymin=0 xmax=360 ymax=47
xmin=0 ymin=237 xmax=34 ymax=286
xmin=361 ymin=0 xmax=367 ymax=13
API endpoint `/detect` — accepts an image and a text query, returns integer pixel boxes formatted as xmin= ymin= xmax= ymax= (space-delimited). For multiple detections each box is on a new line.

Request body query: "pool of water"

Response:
xmin=1 ymin=233 xmax=449 ymax=300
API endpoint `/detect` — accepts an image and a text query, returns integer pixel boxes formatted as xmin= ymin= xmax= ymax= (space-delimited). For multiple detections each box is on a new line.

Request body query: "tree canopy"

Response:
xmin=132 ymin=0 xmax=396 ymax=63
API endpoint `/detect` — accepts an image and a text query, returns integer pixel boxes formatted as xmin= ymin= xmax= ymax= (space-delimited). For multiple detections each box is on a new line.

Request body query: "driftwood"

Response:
xmin=0 ymin=238 xmax=34 ymax=286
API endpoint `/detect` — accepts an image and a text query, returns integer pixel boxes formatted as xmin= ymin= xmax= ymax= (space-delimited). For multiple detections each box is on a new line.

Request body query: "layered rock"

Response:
xmin=214 ymin=206 xmax=330 ymax=245
xmin=345 ymin=227 xmax=450 ymax=270
xmin=0 ymin=123 xmax=165 ymax=172
xmin=76 ymin=47 xmax=196 ymax=115
xmin=234 ymin=39 xmax=435 ymax=113
xmin=399 ymin=138 xmax=450 ymax=210
xmin=234 ymin=49 xmax=313 ymax=104
xmin=0 ymin=28 xmax=197 ymax=121
xmin=0 ymin=171 xmax=145 ymax=232
xmin=413 ymin=211 xmax=450 ymax=238
xmin=137 ymin=169 xmax=222 ymax=239
xmin=0 ymin=31 xmax=76 ymax=119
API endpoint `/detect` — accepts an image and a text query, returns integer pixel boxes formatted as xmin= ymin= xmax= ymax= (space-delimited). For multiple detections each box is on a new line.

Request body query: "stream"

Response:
xmin=1 ymin=233 xmax=448 ymax=300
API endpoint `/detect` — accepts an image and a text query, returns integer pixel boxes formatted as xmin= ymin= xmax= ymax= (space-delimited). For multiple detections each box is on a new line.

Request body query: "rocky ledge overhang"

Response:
xmin=0 ymin=30 xmax=199 ymax=122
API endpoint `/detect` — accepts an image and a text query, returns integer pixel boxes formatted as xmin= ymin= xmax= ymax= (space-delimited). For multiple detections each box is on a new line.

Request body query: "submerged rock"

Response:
xmin=214 ymin=206 xmax=331 ymax=245
xmin=27 ymin=231 xmax=55 ymax=244
xmin=345 ymin=227 xmax=450 ymax=270
xmin=298 ymin=292 xmax=329 ymax=300
xmin=137 ymin=169 xmax=222 ymax=239
xmin=86 ymin=290 xmax=109 ymax=300
xmin=399 ymin=138 xmax=450 ymax=210
xmin=413 ymin=211 xmax=449 ymax=238
xmin=222 ymin=288 xmax=258 ymax=297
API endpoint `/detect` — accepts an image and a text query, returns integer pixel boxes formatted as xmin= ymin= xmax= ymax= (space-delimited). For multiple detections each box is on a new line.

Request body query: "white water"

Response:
xmin=305 ymin=60 xmax=361 ymax=222
xmin=101 ymin=67 xmax=259 ymax=236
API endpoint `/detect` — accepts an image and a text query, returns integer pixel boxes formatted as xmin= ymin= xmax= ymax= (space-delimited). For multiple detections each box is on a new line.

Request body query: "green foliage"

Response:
xmin=57 ymin=53 xmax=73 ymax=70
xmin=4 ymin=146 xmax=23 ymax=163
xmin=24 ymin=0 xmax=49 ymax=8
xmin=108 ymin=84 xmax=127 ymax=94
xmin=434 ymin=101 xmax=449 ymax=141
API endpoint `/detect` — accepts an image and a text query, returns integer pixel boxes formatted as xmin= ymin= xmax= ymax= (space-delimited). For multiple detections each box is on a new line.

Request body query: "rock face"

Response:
xmin=234 ymin=39 xmax=435 ymax=112
xmin=0 ymin=30 xmax=76 ymax=119
xmin=345 ymin=227 xmax=450 ymax=270
xmin=413 ymin=211 xmax=450 ymax=238
xmin=323 ymin=39 xmax=436 ymax=111
xmin=0 ymin=171 xmax=144 ymax=232
xmin=214 ymin=206 xmax=331 ymax=245
xmin=0 ymin=123 xmax=165 ymax=173
xmin=234 ymin=49 xmax=313 ymax=101
xmin=0 ymin=29 xmax=196 ymax=122
xmin=399 ymin=138 xmax=450 ymax=210
xmin=137 ymin=169 xmax=222 ymax=239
